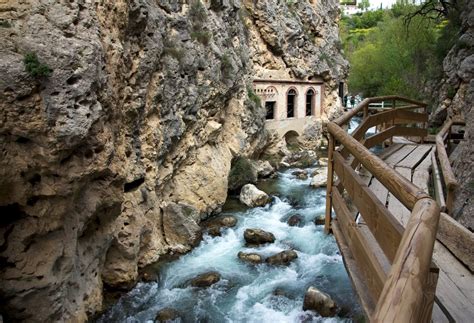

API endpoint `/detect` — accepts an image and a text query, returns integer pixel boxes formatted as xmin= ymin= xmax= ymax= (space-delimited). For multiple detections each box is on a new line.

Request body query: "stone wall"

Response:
xmin=430 ymin=0 xmax=474 ymax=230
xmin=0 ymin=0 xmax=347 ymax=321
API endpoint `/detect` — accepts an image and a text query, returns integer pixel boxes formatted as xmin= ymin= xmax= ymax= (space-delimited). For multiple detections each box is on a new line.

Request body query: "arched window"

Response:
xmin=287 ymin=89 xmax=296 ymax=118
xmin=306 ymin=89 xmax=314 ymax=116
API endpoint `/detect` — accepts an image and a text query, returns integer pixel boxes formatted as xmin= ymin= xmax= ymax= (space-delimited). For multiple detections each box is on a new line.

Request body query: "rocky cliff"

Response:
xmin=0 ymin=0 xmax=346 ymax=321
xmin=430 ymin=0 xmax=474 ymax=230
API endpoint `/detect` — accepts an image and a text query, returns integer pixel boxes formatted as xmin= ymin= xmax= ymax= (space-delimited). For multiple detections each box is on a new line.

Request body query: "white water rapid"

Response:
xmin=98 ymin=167 xmax=362 ymax=322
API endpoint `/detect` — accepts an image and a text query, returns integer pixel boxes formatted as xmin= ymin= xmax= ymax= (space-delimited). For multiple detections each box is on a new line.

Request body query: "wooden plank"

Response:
xmin=433 ymin=241 xmax=474 ymax=323
xmin=332 ymin=220 xmax=376 ymax=318
xmin=373 ymin=198 xmax=440 ymax=323
xmin=432 ymin=302 xmax=450 ymax=323
xmin=411 ymin=150 xmax=433 ymax=193
xmin=377 ymin=143 xmax=404 ymax=160
xmin=419 ymin=269 xmax=439 ymax=323
xmin=395 ymin=109 xmax=429 ymax=123
xmin=435 ymin=119 xmax=457 ymax=190
xmin=332 ymin=188 xmax=387 ymax=301
xmin=437 ymin=213 xmax=474 ymax=272
xmin=358 ymin=223 xmax=392 ymax=274
xmin=324 ymin=135 xmax=335 ymax=234
xmin=388 ymin=167 xmax=412 ymax=226
xmin=384 ymin=144 xmax=418 ymax=166
xmin=364 ymin=126 xmax=427 ymax=148
xmin=328 ymin=123 xmax=430 ymax=210
xmin=431 ymin=152 xmax=447 ymax=212
xmin=334 ymin=152 xmax=403 ymax=262
xmin=397 ymin=145 xmax=432 ymax=169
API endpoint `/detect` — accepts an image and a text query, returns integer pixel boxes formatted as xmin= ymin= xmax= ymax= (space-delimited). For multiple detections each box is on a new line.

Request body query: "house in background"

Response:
xmin=253 ymin=71 xmax=325 ymax=140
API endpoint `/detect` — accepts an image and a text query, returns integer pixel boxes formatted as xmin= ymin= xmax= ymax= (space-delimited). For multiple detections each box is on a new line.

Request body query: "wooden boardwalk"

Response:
xmin=325 ymin=96 xmax=473 ymax=322
xmin=358 ymin=142 xmax=474 ymax=322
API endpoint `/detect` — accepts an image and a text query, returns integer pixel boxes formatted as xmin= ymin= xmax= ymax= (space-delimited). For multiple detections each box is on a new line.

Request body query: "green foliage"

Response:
xmin=228 ymin=156 xmax=257 ymax=192
xmin=23 ymin=53 xmax=52 ymax=78
xmin=247 ymin=86 xmax=261 ymax=106
xmin=341 ymin=2 xmax=462 ymax=100
xmin=0 ymin=20 xmax=11 ymax=28
xmin=358 ymin=0 xmax=370 ymax=12
xmin=191 ymin=30 xmax=211 ymax=45
xmin=220 ymin=53 xmax=233 ymax=79
xmin=189 ymin=0 xmax=207 ymax=24
xmin=163 ymin=38 xmax=185 ymax=62
xmin=446 ymin=85 xmax=457 ymax=99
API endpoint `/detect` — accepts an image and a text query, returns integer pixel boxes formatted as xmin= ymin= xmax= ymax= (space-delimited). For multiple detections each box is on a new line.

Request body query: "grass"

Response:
xmin=23 ymin=53 xmax=52 ymax=78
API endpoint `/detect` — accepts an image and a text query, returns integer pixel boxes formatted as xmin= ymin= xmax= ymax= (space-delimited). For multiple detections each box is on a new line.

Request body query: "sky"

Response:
xmin=369 ymin=0 xmax=398 ymax=10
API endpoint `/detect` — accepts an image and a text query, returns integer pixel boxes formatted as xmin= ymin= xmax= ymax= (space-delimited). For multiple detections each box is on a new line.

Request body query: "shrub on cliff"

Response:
xmin=228 ymin=156 xmax=257 ymax=192
xmin=23 ymin=53 xmax=52 ymax=78
xmin=23 ymin=53 xmax=53 ymax=78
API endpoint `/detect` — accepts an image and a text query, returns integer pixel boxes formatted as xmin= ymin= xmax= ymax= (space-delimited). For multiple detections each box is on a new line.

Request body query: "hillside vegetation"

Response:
xmin=341 ymin=1 xmax=461 ymax=100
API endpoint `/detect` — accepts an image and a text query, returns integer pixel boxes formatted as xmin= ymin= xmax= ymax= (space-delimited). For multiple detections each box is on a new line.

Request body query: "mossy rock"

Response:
xmin=228 ymin=156 xmax=257 ymax=192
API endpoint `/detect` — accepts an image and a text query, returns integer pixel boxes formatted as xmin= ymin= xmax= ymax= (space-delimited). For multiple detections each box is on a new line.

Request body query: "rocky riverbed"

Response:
xmin=97 ymin=165 xmax=362 ymax=322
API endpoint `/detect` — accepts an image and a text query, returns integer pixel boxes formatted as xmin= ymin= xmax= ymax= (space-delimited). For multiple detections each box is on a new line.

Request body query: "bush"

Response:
xmin=228 ymin=156 xmax=257 ymax=192
xmin=23 ymin=53 xmax=52 ymax=78
xmin=220 ymin=53 xmax=233 ymax=79
xmin=191 ymin=30 xmax=211 ymax=45
xmin=247 ymin=86 xmax=261 ymax=106
xmin=189 ymin=0 xmax=207 ymax=25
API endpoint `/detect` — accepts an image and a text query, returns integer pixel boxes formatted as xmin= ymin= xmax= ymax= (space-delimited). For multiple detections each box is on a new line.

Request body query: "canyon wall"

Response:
xmin=0 ymin=0 xmax=347 ymax=321
xmin=430 ymin=0 xmax=474 ymax=230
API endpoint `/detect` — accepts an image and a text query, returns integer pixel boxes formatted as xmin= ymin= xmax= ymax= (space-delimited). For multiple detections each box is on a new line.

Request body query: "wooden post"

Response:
xmin=363 ymin=104 xmax=369 ymax=119
xmin=372 ymin=198 xmax=440 ymax=323
xmin=446 ymin=187 xmax=455 ymax=215
xmin=324 ymin=134 xmax=335 ymax=234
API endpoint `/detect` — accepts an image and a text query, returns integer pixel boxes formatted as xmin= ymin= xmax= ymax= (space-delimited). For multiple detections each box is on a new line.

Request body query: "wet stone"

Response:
xmin=287 ymin=214 xmax=303 ymax=227
xmin=244 ymin=228 xmax=275 ymax=245
xmin=265 ymin=250 xmax=298 ymax=266
xmin=155 ymin=307 xmax=180 ymax=322
xmin=237 ymin=251 xmax=263 ymax=264
xmin=190 ymin=272 xmax=221 ymax=288
xmin=303 ymin=286 xmax=337 ymax=317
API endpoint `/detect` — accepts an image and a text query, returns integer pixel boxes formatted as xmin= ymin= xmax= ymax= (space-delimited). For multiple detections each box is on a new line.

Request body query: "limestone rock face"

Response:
xmin=428 ymin=0 xmax=474 ymax=230
xmin=303 ymin=286 xmax=337 ymax=317
xmin=239 ymin=184 xmax=271 ymax=207
xmin=0 ymin=0 xmax=347 ymax=321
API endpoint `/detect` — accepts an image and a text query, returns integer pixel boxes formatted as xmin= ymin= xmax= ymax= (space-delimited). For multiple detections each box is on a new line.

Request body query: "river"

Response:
xmin=98 ymin=148 xmax=364 ymax=322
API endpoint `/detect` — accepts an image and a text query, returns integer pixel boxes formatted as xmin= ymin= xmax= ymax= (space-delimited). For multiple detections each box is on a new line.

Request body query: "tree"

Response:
xmin=358 ymin=0 xmax=370 ymax=12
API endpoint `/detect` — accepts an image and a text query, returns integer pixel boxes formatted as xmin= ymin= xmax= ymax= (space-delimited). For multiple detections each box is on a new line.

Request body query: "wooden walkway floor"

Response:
xmin=358 ymin=142 xmax=474 ymax=322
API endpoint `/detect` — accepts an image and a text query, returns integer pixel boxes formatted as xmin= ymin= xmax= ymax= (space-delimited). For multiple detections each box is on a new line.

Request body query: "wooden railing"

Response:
xmin=325 ymin=96 xmax=440 ymax=322
xmin=432 ymin=117 xmax=465 ymax=214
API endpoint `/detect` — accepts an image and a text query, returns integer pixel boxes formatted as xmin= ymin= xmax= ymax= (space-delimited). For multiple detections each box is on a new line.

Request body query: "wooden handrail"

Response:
xmin=328 ymin=122 xmax=430 ymax=209
xmin=372 ymin=198 xmax=440 ymax=322
xmin=435 ymin=118 xmax=458 ymax=214
xmin=334 ymin=95 xmax=427 ymax=126
xmin=327 ymin=97 xmax=441 ymax=321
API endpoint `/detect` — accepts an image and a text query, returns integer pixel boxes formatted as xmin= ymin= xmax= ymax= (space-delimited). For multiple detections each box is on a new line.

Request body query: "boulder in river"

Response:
xmin=255 ymin=160 xmax=276 ymax=178
xmin=287 ymin=214 xmax=303 ymax=227
xmin=303 ymin=286 xmax=337 ymax=317
xmin=310 ymin=169 xmax=328 ymax=188
xmin=202 ymin=215 xmax=238 ymax=237
xmin=238 ymin=251 xmax=263 ymax=264
xmin=265 ymin=250 xmax=298 ymax=266
xmin=239 ymin=184 xmax=271 ymax=207
xmin=244 ymin=228 xmax=275 ymax=245
xmin=314 ymin=216 xmax=325 ymax=226
xmin=292 ymin=169 xmax=308 ymax=180
xmin=190 ymin=272 xmax=221 ymax=288
xmin=155 ymin=307 xmax=180 ymax=322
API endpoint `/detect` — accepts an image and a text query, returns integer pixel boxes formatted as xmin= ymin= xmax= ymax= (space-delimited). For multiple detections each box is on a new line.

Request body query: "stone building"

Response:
xmin=253 ymin=75 xmax=325 ymax=140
